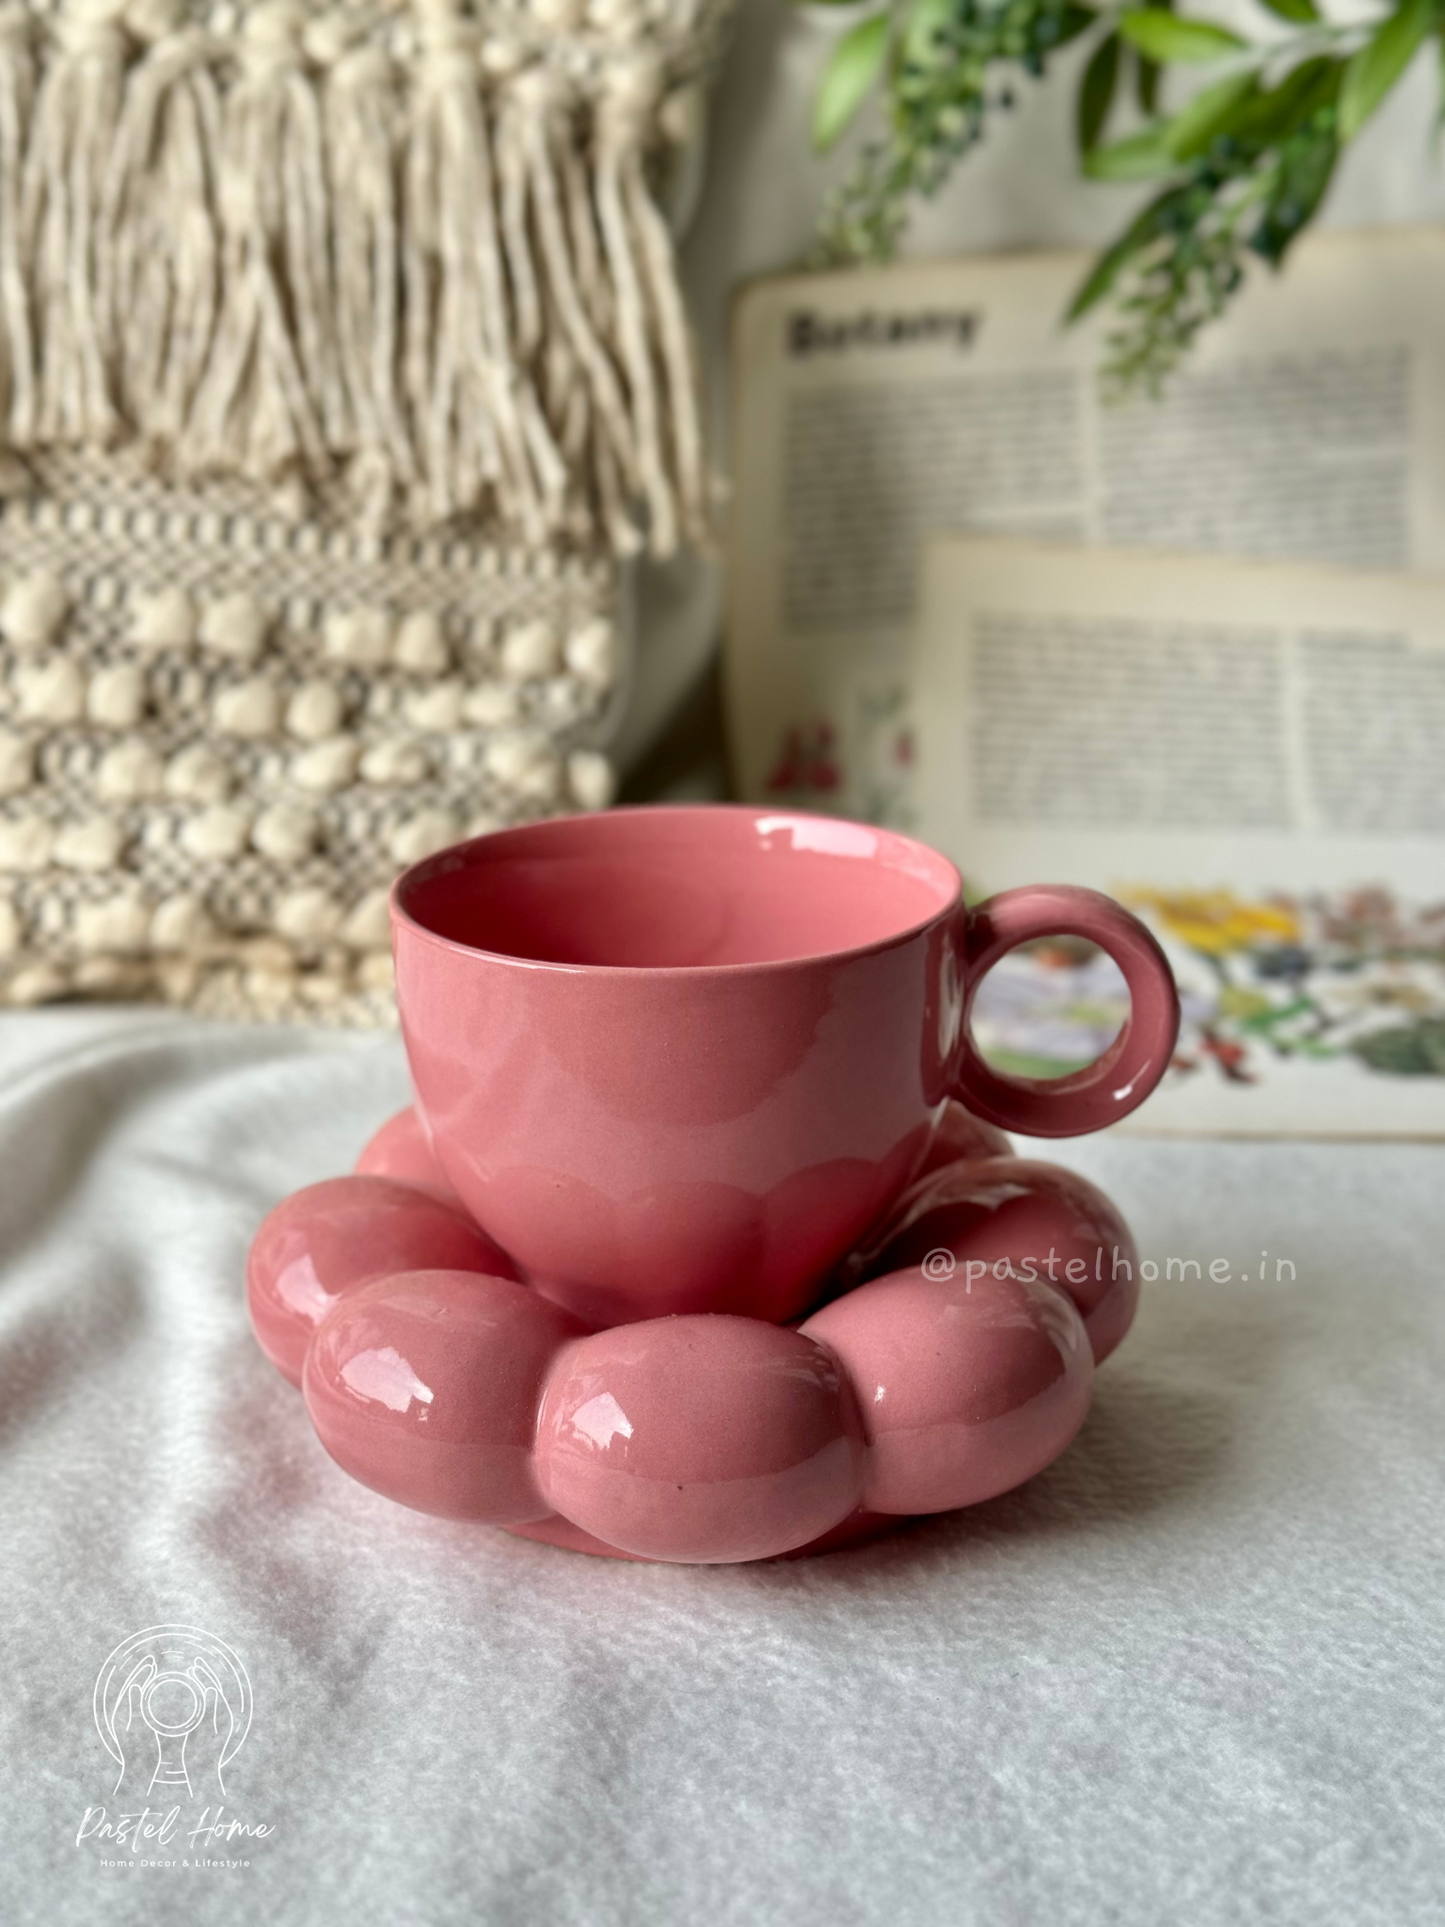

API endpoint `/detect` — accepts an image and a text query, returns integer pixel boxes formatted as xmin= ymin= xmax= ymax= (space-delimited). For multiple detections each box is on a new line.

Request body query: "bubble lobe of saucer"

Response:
xmin=247 ymin=1175 xmax=517 ymax=1386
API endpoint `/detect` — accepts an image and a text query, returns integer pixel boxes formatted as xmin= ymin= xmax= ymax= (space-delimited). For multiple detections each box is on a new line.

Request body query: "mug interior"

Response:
xmin=394 ymin=807 xmax=960 ymax=969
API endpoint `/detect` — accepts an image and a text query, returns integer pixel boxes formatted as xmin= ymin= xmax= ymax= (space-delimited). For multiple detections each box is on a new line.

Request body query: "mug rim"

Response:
xmin=390 ymin=802 xmax=964 ymax=978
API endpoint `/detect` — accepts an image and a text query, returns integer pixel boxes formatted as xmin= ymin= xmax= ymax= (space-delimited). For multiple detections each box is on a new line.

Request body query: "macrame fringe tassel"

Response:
xmin=0 ymin=0 xmax=714 ymax=556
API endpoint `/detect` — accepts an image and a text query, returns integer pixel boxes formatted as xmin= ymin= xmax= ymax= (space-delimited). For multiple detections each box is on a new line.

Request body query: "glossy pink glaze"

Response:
xmin=304 ymin=1270 xmax=586 ymax=1523
xmin=534 ymin=1317 xmax=868 ymax=1563
xmin=801 ymin=1263 xmax=1093 ymax=1515
xmin=392 ymin=807 xmax=1178 ymax=1326
xmin=246 ymin=1176 xmax=517 ymax=1387
xmin=355 ymin=1107 xmax=460 ymax=1205
xmin=917 ymin=1099 xmax=1013 ymax=1173
xmin=271 ymin=1237 xmax=1101 ymax=1561
xmin=827 ymin=1103 xmax=1016 ymax=1298
xmin=960 ymin=886 xmax=1181 ymax=1138
xmin=501 ymin=1506 xmax=902 ymax=1561
xmin=864 ymin=1156 xmax=1140 ymax=1364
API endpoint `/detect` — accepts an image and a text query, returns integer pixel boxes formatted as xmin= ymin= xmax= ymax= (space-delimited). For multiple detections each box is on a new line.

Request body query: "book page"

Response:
xmin=725 ymin=229 xmax=1445 ymax=826
xmin=912 ymin=539 xmax=1445 ymax=1137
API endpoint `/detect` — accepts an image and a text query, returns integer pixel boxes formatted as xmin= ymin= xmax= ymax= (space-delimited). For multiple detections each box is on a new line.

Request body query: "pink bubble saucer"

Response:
xmin=247 ymin=1099 xmax=1140 ymax=1565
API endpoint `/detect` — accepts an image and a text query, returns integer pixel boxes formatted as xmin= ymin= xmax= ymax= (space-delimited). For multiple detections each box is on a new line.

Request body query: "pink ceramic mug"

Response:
xmin=391 ymin=806 xmax=1178 ymax=1327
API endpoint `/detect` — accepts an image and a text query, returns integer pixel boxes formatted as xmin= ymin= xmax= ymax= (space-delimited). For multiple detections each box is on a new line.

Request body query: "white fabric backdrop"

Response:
xmin=4 ymin=1005 xmax=1444 ymax=1925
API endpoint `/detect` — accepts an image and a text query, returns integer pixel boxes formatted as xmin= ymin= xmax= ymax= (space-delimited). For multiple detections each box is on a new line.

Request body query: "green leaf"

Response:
xmin=1228 ymin=55 xmax=1341 ymax=144
xmin=903 ymin=0 xmax=953 ymax=66
xmin=1055 ymin=5 xmax=1102 ymax=48
xmin=1118 ymin=10 xmax=1249 ymax=61
xmin=1082 ymin=124 xmax=1178 ymax=177
xmin=1128 ymin=0 xmax=1173 ymax=108
xmin=1250 ymin=132 xmax=1339 ymax=259
xmin=1257 ymin=0 xmax=1318 ymax=20
xmin=1068 ymin=235 xmax=1149 ymax=323
xmin=1339 ymin=0 xmax=1437 ymax=142
xmin=812 ymin=12 xmax=891 ymax=152
xmin=1068 ymin=184 xmax=1195 ymax=319
xmin=1137 ymin=51 xmax=1163 ymax=112
xmin=1078 ymin=33 xmax=1122 ymax=151
xmin=1351 ymin=1019 xmax=1445 ymax=1074
xmin=1162 ymin=67 xmax=1259 ymax=156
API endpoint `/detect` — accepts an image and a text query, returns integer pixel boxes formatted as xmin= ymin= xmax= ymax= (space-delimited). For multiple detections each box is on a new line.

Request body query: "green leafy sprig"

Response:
xmin=807 ymin=0 xmax=1445 ymax=390
xmin=811 ymin=0 xmax=1097 ymax=262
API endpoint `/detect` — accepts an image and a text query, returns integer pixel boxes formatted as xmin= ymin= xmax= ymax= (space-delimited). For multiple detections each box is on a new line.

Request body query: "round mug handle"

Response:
xmin=954 ymin=884 xmax=1181 ymax=1138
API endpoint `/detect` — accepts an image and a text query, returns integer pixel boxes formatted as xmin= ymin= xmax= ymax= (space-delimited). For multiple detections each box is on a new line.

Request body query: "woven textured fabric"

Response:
xmin=0 ymin=0 xmax=723 ymax=550
xmin=0 ymin=447 xmax=623 ymax=1022
xmin=0 ymin=0 xmax=727 ymax=1020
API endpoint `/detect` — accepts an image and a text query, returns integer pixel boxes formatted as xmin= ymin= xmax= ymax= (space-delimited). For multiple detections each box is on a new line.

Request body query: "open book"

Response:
xmin=726 ymin=227 xmax=1445 ymax=821
xmin=724 ymin=232 xmax=1445 ymax=1135
xmin=913 ymin=540 xmax=1445 ymax=1137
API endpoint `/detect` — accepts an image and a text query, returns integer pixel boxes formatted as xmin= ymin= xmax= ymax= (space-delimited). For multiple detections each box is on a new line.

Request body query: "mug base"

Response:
xmin=499 ymin=1507 xmax=908 ymax=1563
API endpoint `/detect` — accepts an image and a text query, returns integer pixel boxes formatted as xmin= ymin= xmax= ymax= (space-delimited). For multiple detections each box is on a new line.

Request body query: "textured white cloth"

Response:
xmin=3 ymin=1005 xmax=1444 ymax=1925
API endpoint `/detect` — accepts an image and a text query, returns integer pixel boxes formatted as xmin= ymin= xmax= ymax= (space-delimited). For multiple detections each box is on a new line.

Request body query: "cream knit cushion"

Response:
xmin=0 ymin=445 xmax=625 ymax=1020
xmin=0 ymin=0 xmax=726 ymax=1021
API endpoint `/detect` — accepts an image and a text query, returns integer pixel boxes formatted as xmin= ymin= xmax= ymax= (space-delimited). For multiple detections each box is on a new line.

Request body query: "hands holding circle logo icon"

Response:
xmin=93 ymin=1627 xmax=251 ymax=1802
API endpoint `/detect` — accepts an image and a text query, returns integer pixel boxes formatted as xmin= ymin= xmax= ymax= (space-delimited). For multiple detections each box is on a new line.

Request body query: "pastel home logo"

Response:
xmin=93 ymin=1625 xmax=252 ymax=1801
